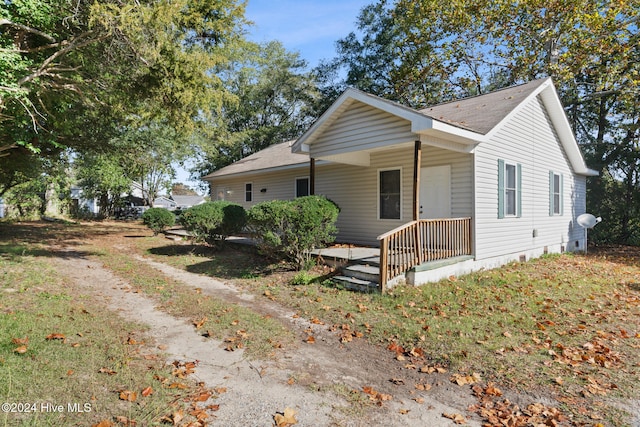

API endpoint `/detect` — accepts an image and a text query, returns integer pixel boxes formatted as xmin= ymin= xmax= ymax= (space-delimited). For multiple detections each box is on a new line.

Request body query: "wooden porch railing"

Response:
xmin=377 ymin=217 xmax=472 ymax=292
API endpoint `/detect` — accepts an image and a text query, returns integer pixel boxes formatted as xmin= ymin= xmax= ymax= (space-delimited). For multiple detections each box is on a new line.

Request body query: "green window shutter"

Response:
xmin=549 ymin=170 xmax=554 ymax=216
xmin=517 ymin=163 xmax=522 ymax=218
xmin=497 ymin=159 xmax=504 ymax=219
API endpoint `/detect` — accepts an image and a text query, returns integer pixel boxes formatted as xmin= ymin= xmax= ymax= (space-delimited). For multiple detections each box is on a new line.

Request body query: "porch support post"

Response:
xmin=413 ymin=140 xmax=423 ymax=264
xmin=309 ymin=158 xmax=315 ymax=195
xmin=412 ymin=140 xmax=421 ymax=220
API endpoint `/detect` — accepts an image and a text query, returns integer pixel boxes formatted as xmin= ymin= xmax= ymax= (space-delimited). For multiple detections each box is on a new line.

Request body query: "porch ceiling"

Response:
xmin=312 ymin=141 xmax=416 ymax=166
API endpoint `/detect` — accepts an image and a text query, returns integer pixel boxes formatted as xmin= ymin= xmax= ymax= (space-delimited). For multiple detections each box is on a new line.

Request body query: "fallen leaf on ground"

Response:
xmin=274 ymin=407 xmax=298 ymax=426
xmin=450 ymin=372 xmax=481 ymax=386
xmin=442 ymin=412 xmax=466 ymax=424
xmin=13 ymin=345 xmax=27 ymax=354
xmin=119 ymin=390 xmax=137 ymax=402
xmin=12 ymin=336 xmax=28 ymax=345
xmin=92 ymin=420 xmax=114 ymax=427
xmin=46 ymin=333 xmax=65 ymax=341
xmin=193 ymin=317 xmax=207 ymax=329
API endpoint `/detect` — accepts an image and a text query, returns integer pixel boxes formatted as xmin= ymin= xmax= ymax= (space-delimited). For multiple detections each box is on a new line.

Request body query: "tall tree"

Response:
xmin=326 ymin=0 xmax=640 ymax=243
xmin=195 ymin=40 xmax=321 ymax=177
xmin=0 ymin=0 xmax=247 ymax=159
xmin=75 ymin=153 xmax=132 ymax=218
xmin=115 ymin=122 xmax=186 ymax=207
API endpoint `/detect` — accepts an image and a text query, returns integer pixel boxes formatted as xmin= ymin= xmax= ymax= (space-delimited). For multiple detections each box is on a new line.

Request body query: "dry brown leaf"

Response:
xmin=274 ymin=407 xmax=298 ymax=427
xmin=13 ymin=345 xmax=27 ymax=354
xmin=450 ymin=372 xmax=481 ymax=386
xmin=119 ymin=390 xmax=137 ymax=402
xmin=193 ymin=391 xmax=212 ymax=401
xmin=141 ymin=386 xmax=153 ymax=397
xmin=46 ymin=333 xmax=65 ymax=341
xmin=193 ymin=317 xmax=207 ymax=329
xmin=12 ymin=336 xmax=28 ymax=345
xmin=442 ymin=412 xmax=466 ymax=424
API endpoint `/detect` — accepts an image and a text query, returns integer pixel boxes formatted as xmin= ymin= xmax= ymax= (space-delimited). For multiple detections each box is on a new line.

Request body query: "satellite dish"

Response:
xmin=576 ymin=213 xmax=602 ymax=254
xmin=577 ymin=213 xmax=602 ymax=229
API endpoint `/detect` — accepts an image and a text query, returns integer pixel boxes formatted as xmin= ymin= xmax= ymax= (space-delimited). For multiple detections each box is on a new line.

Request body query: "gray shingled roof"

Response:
xmin=203 ymin=80 xmax=549 ymax=179
xmin=171 ymin=195 xmax=205 ymax=206
xmin=202 ymin=140 xmax=308 ymax=179
xmin=419 ymin=79 xmax=548 ymax=134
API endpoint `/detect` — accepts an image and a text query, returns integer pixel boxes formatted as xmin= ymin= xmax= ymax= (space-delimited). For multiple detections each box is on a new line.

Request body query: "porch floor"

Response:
xmin=310 ymin=245 xmax=380 ymax=265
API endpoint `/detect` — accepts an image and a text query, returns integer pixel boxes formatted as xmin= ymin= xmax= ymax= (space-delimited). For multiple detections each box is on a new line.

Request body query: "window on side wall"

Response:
xmin=295 ymin=177 xmax=309 ymax=198
xmin=216 ymin=187 xmax=226 ymax=201
xmin=245 ymin=182 xmax=253 ymax=202
xmin=379 ymin=168 xmax=401 ymax=220
xmin=549 ymin=172 xmax=563 ymax=216
xmin=498 ymin=159 xmax=521 ymax=218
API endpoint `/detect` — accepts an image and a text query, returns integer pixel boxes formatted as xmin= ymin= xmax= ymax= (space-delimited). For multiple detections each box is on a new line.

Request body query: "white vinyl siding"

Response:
xmin=208 ymin=167 xmax=311 ymax=209
xmin=310 ymin=101 xmax=415 ymax=160
xmin=474 ymin=95 xmax=584 ymax=260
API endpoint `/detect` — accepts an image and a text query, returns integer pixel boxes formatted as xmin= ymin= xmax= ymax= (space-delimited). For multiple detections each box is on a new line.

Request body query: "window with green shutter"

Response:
xmin=549 ymin=171 xmax=563 ymax=216
xmin=498 ymin=159 xmax=521 ymax=218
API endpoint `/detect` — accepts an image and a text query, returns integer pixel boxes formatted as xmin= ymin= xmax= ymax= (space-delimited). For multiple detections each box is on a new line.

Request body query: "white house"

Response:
xmin=203 ymin=78 xmax=598 ymax=289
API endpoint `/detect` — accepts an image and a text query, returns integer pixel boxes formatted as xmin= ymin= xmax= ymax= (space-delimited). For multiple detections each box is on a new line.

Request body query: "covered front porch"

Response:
xmin=304 ymin=138 xmax=475 ymax=292
xmin=291 ymin=89 xmax=480 ymax=292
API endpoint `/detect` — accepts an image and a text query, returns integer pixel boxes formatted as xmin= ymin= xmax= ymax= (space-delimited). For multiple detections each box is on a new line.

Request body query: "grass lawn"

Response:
xmin=133 ymin=226 xmax=640 ymax=426
xmin=0 ymin=222 xmax=231 ymax=426
xmin=1 ymin=220 xmax=639 ymax=426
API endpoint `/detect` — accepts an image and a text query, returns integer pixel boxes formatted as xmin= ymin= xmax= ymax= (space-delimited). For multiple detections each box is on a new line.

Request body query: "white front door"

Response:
xmin=419 ymin=165 xmax=451 ymax=219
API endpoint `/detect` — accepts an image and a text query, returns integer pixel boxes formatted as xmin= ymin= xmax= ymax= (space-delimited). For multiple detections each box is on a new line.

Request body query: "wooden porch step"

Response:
xmin=332 ymin=275 xmax=379 ymax=293
xmin=342 ymin=263 xmax=380 ymax=282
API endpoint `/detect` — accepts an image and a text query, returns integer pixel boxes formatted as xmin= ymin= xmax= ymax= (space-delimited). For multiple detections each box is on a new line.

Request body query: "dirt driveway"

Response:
xmin=48 ymin=236 xmax=484 ymax=426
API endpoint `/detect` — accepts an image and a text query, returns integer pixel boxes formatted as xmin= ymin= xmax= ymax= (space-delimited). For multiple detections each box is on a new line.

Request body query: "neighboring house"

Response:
xmin=153 ymin=196 xmax=177 ymax=210
xmin=0 ymin=198 xmax=4 ymax=218
xmin=70 ymin=185 xmax=100 ymax=216
xmin=171 ymin=195 xmax=206 ymax=210
xmin=203 ymin=78 xmax=598 ymax=288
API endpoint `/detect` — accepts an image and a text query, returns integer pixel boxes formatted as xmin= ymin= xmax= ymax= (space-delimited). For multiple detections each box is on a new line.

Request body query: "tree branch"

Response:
xmin=0 ymin=18 xmax=56 ymax=42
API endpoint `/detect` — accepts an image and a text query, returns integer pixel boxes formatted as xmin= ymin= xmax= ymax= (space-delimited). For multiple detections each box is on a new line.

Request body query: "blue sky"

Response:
xmin=244 ymin=0 xmax=370 ymax=69
xmin=179 ymin=0 xmax=369 ymax=191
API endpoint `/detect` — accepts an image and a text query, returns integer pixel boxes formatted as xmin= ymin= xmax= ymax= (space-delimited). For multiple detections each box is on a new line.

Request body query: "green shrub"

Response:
xmin=141 ymin=207 xmax=175 ymax=235
xmin=247 ymin=196 xmax=339 ymax=269
xmin=179 ymin=201 xmax=246 ymax=246
xmin=289 ymin=270 xmax=318 ymax=286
